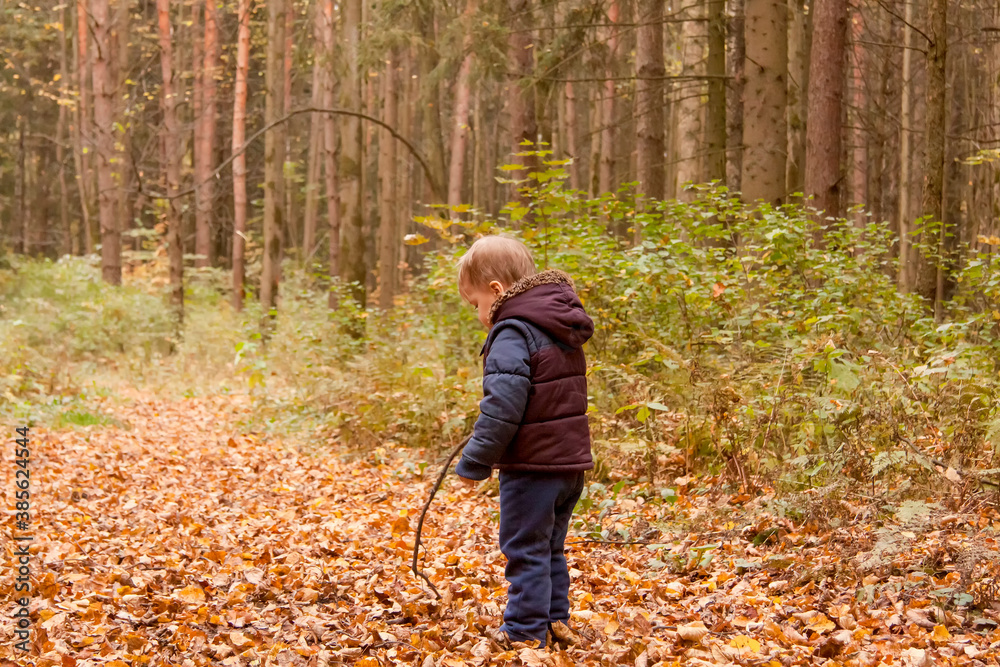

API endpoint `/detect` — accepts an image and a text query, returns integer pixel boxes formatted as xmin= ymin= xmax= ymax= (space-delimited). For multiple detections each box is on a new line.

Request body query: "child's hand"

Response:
xmin=457 ymin=475 xmax=479 ymax=487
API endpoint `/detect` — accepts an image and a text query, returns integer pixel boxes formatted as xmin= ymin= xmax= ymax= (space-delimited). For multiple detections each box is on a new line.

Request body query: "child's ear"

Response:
xmin=489 ymin=280 xmax=505 ymax=296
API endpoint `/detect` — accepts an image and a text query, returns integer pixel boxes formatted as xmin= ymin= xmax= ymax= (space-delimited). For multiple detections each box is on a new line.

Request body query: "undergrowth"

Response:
xmin=3 ymin=157 xmax=1000 ymax=516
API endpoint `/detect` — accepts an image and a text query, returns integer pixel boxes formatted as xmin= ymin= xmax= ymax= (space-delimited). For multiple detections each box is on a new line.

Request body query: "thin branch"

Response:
xmin=873 ymin=0 xmax=933 ymax=45
xmin=412 ymin=435 xmax=472 ymax=599
xmin=136 ymin=107 xmax=444 ymax=202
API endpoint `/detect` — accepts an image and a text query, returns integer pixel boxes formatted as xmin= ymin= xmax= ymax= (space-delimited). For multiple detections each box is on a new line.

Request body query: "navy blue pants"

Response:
xmin=497 ymin=470 xmax=586 ymax=646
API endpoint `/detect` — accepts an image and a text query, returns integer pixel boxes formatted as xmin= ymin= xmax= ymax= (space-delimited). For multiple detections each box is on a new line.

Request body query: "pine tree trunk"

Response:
xmin=804 ymin=0 xmax=846 ymax=218
xmin=785 ymin=0 xmax=809 ymax=198
xmin=303 ymin=0 xmax=324 ymax=265
xmin=447 ymin=0 xmax=475 ymax=216
xmin=898 ymin=0 xmax=915 ymax=291
xmin=321 ymin=0 xmax=341 ymax=298
xmin=417 ymin=6 xmax=447 ymax=207
xmin=76 ymin=0 xmax=95 ymax=254
xmin=283 ymin=0 xmax=297 ymax=257
xmin=232 ymin=0 xmax=251 ymax=311
xmin=194 ymin=0 xmax=219 ymax=268
xmin=675 ymin=2 xmax=704 ymax=198
xmin=589 ymin=79 xmax=602 ymax=197
xmin=848 ymin=10 xmax=866 ymax=222
xmin=58 ymin=2 xmax=72 ymax=256
xmin=915 ymin=0 xmax=947 ymax=317
xmin=509 ymin=0 xmax=538 ymax=215
xmin=726 ymin=0 xmax=745 ymax=193
xmin=599 ymin=0 xmax=618 ymax=196
xmin=91 ymin=0 xmax=120 ymax=284
xmin=262 ymin=0 xmax=287 ymax=315
xmin=339 ymin=0 xmax=366 ymax=305
xmin=446 ymin=54 xmax=472 ymax=213
xmin=741 ymin=0 xmax=787 ymax=205
xmin=565 ymin=81 xmax=581 ymax=191
xmin=636 ymin=0 xmax=665 ymax=202
xmin=16 ymin=116 xmax=26 ymax=253
xmin=705 ymin=0 xmax=727 ymax=184
xmin=157 ymin=0 xmax=184 ymax=320
xmin=113 ymin=0 xmax=133 ymax=258
xmin=378 ymin=54 xmax=399 ymax=310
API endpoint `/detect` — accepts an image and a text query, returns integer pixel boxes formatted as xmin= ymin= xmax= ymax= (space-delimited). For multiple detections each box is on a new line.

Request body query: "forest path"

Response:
xmin=4 ymin=391 xmax=999 ymax=666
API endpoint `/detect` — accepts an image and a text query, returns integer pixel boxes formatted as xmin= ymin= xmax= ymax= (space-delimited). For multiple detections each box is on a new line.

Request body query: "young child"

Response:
xmin=454 ymin=235 xmax=595 ymax=649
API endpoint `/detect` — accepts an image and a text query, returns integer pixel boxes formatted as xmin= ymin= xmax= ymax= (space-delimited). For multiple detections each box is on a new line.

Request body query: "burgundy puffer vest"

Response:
xmin=484 ymin=270 xmax=595 ymax=472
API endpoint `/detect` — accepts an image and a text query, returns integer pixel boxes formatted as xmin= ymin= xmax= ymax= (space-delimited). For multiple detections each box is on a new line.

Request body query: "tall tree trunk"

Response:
xmin=675 ymin=2 xmax=704 ymax=198
xmin=16 ymin=116 xmax=27 ymax=254
xmin=416 ymin=3 xmax=447 ymax=208
xmin=636 ymin=0 xmax=666 ymax=202
xmin=283 ymin=0 xmax=297 ymax=257
xmin=195 ymin=0 xmax=219 ymax=268
xmin=303 ymin=1 xmax=324 ymax=264
xmin=92 ymin=0 xmax=120 ymax=284
xmin=509 ymin=0 xmax=538 ymax=215
xmin=898 ymin=0 xmax=915 ymax=291
xmin=232 ymin=0 xmax=251 ymax=311
xmin=915 ymin=0 xmax=947 ymax=317
xmin=321 ymin=0 xmax=341 ymax=299
xmin=59 ymin=2 xmax=72 ymax=256
xmin=726 ymin=0 xmax=746 ymax=193
xmin=741 ymin=0 xmax=787 ymax=205
xmin=339 ymin=0 xmax=366 ymax=304
xmin=785 ymin=0 xmax=809 ymax=198
xmin=378 ymin=54 xmax=399 ymax=310
xmin=190 ymin=0 xmax=203 ymax=258
xmin=565 ymin=81 xmax=581 ymax=191
xmin=76 ymin=0 xmax=95 ymax=254
xmin=447 ymin=0 xmax=476 ymax=217
xmin=599 ymin=0 xmax=618 ymax=196
xmin=157 ymin=0 xmax=184 ymax=320
xmin=848 ymin=9 xmax=867 ymax=222
xmin=803 ymin=0 xmax=847 ymax=218
xmin=589 ymin=77 xmax=602 ymax=197
xmin=262 ymin=0 xmax=287 ymax=315
xmin=705 ymin=0 xmax=727 ymax=184
xmin=113 ymin=0 xmax=133 ymax=260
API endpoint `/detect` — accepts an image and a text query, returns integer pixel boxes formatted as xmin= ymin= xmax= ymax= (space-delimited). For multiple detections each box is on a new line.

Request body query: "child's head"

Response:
xmin=457 ymin=236 xmax=536 ymax=329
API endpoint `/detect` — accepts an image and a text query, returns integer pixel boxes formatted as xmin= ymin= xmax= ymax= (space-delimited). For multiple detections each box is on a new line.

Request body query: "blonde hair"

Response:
xmin=457 ymin=235 xmax=536 ymax=291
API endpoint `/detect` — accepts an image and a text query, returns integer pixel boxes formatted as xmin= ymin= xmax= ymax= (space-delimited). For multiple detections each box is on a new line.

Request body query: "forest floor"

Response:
xmin=3 ymin=390 xmax=1000 ymax=667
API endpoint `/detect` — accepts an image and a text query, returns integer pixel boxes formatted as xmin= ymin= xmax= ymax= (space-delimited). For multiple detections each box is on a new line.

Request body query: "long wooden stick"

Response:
xmin=412 ymin=434 xmax=472 ymax=599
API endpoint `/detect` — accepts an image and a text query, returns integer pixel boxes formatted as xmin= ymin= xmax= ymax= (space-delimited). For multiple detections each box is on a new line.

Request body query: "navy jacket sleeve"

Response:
xmin=455 ymin=326 xmax=532 ymax=480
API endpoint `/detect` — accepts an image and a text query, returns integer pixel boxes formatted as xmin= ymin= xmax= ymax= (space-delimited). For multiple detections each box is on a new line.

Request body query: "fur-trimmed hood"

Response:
xmin=488 ymin=269 xmax=594 ymax=349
